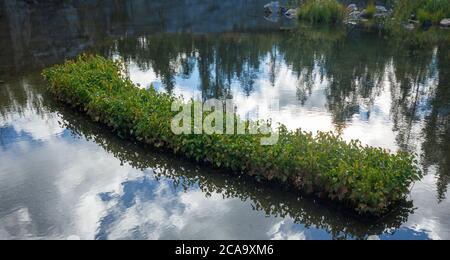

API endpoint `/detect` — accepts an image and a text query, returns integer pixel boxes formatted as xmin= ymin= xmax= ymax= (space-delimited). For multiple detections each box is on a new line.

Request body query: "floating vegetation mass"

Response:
xmin=42 ymin=55 xmax=422 ymax=215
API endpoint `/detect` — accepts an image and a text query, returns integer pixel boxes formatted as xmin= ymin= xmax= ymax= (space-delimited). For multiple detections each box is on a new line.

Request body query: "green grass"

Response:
xmin=365 ymin=2 xmax=377 ymax=19
xmin=298 ymin=0 xmax=346 ymax=25
xmin=392 ymin=0 xmax=450 ymax=24
xmin=417 ymin=0 xmax=450 ymax=23
xmin=298 ymin=0 xmax=450 ymax=27
xmin=42 ymin=55 xmax=422 ymax=215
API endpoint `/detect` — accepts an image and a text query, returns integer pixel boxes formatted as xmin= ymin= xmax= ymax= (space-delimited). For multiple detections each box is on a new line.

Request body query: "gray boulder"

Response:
xmin=347 ymin=4 xmax=358 ymax=12
xmin=284 ymin=8 xmax=298 ymax=19
xmin=375 ymin=5 xmax=388 ymax=13
xmin=348 ymin=11 xmax=361 ymax=19
xmin=264 ymin=1 xmax=279 ymax=13
xmin=440 ymin=18 xmax=450 ymax=27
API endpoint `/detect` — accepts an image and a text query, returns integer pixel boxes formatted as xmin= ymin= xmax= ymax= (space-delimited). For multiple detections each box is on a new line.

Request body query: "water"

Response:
xmin=1 ymin=0 xmax=449 ymax=240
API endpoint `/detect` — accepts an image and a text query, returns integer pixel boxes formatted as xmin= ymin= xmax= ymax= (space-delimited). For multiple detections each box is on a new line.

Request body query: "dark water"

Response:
xmin=1 ymin=0 xmax=450 ymax=240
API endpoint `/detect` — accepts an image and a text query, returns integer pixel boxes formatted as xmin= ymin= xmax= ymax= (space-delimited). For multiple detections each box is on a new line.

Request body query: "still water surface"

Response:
xmin=0 ymin=0 xmax=449 ymax=239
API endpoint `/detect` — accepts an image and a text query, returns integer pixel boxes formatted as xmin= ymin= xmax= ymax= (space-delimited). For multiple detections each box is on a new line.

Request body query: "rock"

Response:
xmin=345 ymin=20 xmax=358 ymax=26
xmin=344 ymin=4 xmax=392 ymax=26
xmin=348 ymin=11 xmax=361 ymax=19
xmin=359 ymin=9 xmax=374 ymax=19
xmin=0 ymin=80 xmax=4 ymax=84
xmin=375 ymin=5 xmax=388 ymax=13
xmin=347 ymin=4 xmax=358 ymax=12
xmin=264 ymin=1 xmax=279 ymax=13
xmin=264 ymin=12 xmax=279 ymax=23
xmin=367 ymin=235 xmax=380 ymax=240
xmin=440 ymin=18 xmax=450 ymax=27
xmin=404 ymin=23 xmax=415 ymax=30
xmin=374 ymin=13 xmax=388 ymax=19
xmin=284 ymin=8 xmax=298 ymax=19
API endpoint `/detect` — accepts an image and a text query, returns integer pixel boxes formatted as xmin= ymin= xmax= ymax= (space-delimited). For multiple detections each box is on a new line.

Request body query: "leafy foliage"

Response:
xmin=42 ymin=55 xmax=423 ymax=215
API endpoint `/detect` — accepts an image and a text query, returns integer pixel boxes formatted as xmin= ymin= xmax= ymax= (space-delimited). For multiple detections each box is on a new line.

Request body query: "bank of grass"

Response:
xmin=365 ymin=2 xmax=377 ymax=19
xmin=298 ymin=0 xmax=346 ymax=25
xmin=42 ymin=55 xmax=422 ymax=215
xmin=298 ymin=0 xmax=450 ymax=28
xmin=392 ymin=0 xmax=450 ymax=24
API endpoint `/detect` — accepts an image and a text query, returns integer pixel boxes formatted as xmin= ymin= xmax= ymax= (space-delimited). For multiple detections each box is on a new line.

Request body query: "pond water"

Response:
xmin=1 ymin=0 xmax=449 ymax=240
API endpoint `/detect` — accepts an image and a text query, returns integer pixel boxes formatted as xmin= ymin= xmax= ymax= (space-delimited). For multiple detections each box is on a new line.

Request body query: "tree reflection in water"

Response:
xmin=92 ymin=27 xmax=450 ymax=201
